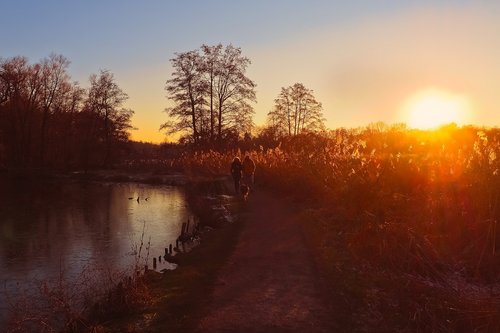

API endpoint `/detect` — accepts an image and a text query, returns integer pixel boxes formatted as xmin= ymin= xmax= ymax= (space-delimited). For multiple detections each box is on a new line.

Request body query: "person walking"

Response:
xmin=242 ymin=155 xmax=256 ymax=191
xmin=230 ymin=157 xmax=243 ymax=194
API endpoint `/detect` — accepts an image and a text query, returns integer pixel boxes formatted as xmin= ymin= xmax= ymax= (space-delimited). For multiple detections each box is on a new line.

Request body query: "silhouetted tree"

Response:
xmin=84 ymin=70 xmax=133 ymax=166
xmin=213 ymin=44 xmax=256 ymax=143
xmin=267 ymin=83 xmax=325 ymax=136
xmin=0 ymin=55 xmax=134 ymax=170
xmin=200 ymin=44 xmax=223 ymax=141
xmin=162 ymin=50 xmax=206 ymax=145
xmin=162 ymin=44 xmax=256 ymax=145
xmin=0 ymin=56 xmax=35 ymax=166
xmin=0 ymin=55 xmax=85 ymax=168
xmin=39 ymin=54 xmax=73 ymax=165
xmin=53 ymin=82 xmax=85 ymax=168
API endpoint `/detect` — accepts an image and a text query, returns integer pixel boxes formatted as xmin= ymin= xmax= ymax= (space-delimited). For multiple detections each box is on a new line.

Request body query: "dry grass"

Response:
xmin=9 ymin=125 xmax=497 ymax=331
xmin=4 ymin=264 xmax=153 ymax=333
xmin=126 ymin=125 xmax=500 ymax=332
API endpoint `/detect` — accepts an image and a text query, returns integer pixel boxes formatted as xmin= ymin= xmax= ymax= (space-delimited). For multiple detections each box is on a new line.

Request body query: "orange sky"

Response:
xmin=3 ymin=2 xmax=499 ymax=143
xmin=118 ymin=4 xmax=499 ymax=143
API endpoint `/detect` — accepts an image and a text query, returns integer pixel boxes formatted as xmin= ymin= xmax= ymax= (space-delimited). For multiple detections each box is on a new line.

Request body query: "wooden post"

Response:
xmin=158 ymin=255 xmax=162 ymax=262
xmin=165 ymin=248 xmax=168 ymax=256
xmin=169 ymin=244 xmax=173 ymax=254
xmin=153 ymin=257 xmax=157 ymax=269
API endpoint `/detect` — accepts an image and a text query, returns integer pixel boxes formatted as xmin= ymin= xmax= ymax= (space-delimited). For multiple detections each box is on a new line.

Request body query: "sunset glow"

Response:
xmin=1 ymin=1 xmax=499 ymax=140
xmin=402 ymin=89 xmax=470 ymax=129
xmin=3 ymin=2 xmax=500 ymax=331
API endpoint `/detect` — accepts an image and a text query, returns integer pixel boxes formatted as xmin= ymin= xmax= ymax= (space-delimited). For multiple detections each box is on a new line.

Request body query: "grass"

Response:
xmin=125 ymin=125 xmax=500 ymax=332
xmin=297 ymin=207 xmax=366 ymax=332
xmin=8 ymin=124 xmax=499 ymax=331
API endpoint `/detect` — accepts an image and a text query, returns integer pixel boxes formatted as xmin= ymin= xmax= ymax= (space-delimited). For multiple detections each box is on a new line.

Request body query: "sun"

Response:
xmin=402 ymin=89 xmax=470 ymax=129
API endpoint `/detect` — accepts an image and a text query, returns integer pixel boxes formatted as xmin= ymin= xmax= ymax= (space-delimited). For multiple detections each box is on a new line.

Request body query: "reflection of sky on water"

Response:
xmin=0 ymin=179 xmax=193 ymax=322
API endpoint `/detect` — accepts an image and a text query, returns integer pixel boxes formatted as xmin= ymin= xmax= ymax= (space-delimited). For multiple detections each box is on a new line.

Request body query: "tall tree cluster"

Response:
xmin=162 ymin=44 xmax=256 ymax=145
xmin=267 ymin=83 xmax=325 ymax=137
xmin=0 ymin=54 xmax=133 ymax=170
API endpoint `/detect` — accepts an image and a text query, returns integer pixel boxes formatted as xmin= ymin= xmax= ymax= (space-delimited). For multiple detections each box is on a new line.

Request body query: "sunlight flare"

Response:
xmin=402 ymin=89 xmax=470 ymax=129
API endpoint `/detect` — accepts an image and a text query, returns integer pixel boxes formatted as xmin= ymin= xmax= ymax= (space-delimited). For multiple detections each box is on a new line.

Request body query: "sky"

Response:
xmin=1 ymin=0 xmax=499 ymax=143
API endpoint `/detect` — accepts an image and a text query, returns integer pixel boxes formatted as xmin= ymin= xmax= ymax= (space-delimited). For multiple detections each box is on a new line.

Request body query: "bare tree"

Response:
xmin=163 ymin=44 xmax=256 ymax=145
xmin=39 ymin=54 xmax=72 ymax=165
xmin=267 ymin=83 xmax=325 ymax=136
xmin=213 ymin=44 xmax=256 ymax=143
xmin=200 ymin=44 xmax=223 ymax=141
xmin=0 ymin=55 xmax=134 ymax=170
xmin=84 ymin=70 xmax=133 ymax=166
xmin=223 ymin=99 xmax=254 ymax=138
xmin=54 ymin=82 xmax=86 ymax=168
xmin=162 ymin=50 xmax=206 ymax=145
xmin=0 ymin=56 xmax=35 ymax=165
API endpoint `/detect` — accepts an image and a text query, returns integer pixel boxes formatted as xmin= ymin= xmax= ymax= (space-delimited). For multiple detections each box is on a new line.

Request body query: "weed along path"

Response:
xmin=194 ymin=187 xmax=335 ymax=333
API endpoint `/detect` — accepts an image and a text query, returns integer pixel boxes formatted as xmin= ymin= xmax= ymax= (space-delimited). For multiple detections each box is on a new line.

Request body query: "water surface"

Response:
xmin=0 ymin=178 xmax=193 ymax=321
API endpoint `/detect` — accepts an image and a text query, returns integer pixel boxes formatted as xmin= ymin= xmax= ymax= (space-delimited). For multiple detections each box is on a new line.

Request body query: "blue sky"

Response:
xmin=2 ymin=0 xmax=499 ymax=142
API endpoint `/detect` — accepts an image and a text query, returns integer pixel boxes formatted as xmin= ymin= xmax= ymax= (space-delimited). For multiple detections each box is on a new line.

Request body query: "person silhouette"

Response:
xmin=230 ymin=157 xmax=243 ymax=193
xmin=242 ymin=155 xmax=256 ymax=191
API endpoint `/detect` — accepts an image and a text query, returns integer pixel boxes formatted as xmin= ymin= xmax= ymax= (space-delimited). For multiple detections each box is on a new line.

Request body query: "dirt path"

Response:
xmin=194 ymin=187 xmax=336 ymax=333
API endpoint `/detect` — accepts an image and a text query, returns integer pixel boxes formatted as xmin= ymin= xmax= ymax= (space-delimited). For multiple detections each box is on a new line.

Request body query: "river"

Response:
xmin=0 ymin=177 xmax=193 ymax=325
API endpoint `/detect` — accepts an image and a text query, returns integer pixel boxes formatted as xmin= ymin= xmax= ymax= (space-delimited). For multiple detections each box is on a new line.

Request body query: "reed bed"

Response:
xmin=131 ymin=125 xmax=500 ymax=331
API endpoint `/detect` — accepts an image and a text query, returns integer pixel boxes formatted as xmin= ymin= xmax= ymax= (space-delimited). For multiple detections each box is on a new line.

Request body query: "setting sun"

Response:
xmin=403 ymin=89 xmax=470 ymax=129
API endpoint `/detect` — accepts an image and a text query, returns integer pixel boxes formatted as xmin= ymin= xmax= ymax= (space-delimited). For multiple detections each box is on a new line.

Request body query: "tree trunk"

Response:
xmin=40 ymin=108 xmax=49 ymax=167
xmin=210 ymin=75 xmax=214 ymax=142
xmin=188 ymin=82 xmax=198 ymax=145
xmin=218 ymin=101 xmax=223 ymax=143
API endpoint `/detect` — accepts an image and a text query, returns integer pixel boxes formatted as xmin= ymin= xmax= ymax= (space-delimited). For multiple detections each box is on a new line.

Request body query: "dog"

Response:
xmin=240 ymin=184 xmax=250 ymax=201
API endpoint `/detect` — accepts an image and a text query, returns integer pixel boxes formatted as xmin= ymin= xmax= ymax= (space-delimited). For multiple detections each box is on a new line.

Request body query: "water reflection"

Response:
xmin=0 ymin=178 xmax=192 ymax=320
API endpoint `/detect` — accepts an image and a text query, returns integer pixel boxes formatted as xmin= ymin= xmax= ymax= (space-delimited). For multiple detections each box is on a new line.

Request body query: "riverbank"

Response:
xmin=96 ymin=179 xmax=342 ymax=333
xmin=0 ymin=170 xmax=356 ymax=332
xmin=1 ymin=170 xmax=241 ymax=332
xmin=95 ymin=177 xmax=245 ymax=332
xmin=3 ymin=168 xmax=188 ymax=185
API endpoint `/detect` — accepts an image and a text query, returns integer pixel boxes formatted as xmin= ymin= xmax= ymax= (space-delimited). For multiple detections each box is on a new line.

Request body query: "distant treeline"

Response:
xmin=0 ymin=54 xmax=133 ymax=170
xmin=162 ymin=43 xmax=325 ymax=146
xmin=0 ymin=46 xmax=328 ymax=171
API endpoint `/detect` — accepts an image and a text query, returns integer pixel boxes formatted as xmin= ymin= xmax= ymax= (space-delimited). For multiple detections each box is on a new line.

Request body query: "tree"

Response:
xmin=200 ymin=44 xmax=223 ymax=141
xmin=267 ymin=83 xmax=325 ymax=136
xmin=52 ymin=82 xmax=85 ymax=168
xmin=162 ymin=50 xmax=206 ymax=145
xmin=213 ymin=44 xmax=256 ymax=143
xmin=38 ymin=54 xmax=72 ymax=165
xmin=0 ymin=54 xmax=84 ymax=168
xmin=162 ymin=44 xmax=256 ymax=145
xmin=84 ymin=70 xmax=133 ymax=166
xmin=0 ymin=55 xmax=134 ymax=170
xmin=0 ymin=56 xmax=43 ymax=166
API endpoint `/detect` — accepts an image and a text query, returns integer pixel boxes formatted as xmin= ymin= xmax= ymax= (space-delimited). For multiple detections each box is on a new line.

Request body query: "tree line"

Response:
xmin=161 ymin=43 xmax=325 ymax=146
xmin=0 ymin=45 xmax=326 ymax=170
xmin=0 ymin=54 xmax=133 ymax=170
